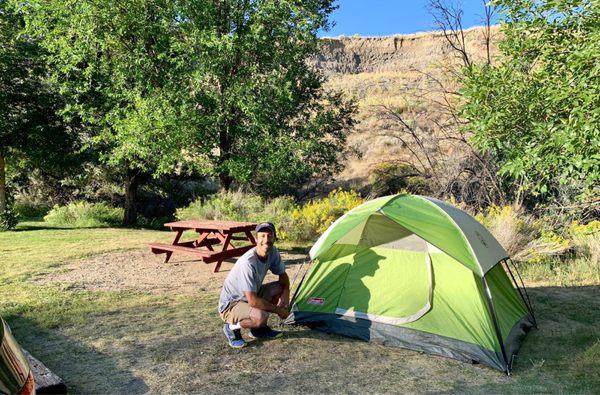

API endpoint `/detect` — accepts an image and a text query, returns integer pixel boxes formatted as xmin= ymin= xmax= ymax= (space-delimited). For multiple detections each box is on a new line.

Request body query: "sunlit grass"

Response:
xmin=0 ymin=222 xmax=598 ymax=393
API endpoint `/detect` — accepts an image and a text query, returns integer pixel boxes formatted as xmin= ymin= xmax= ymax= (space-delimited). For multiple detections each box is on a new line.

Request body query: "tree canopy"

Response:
xmin=0 ymin=0 xmax=78 ymax=228
xmin=15 ymin=0 xmax=355 ymax=224
xmin=181 ymin=0 xmax=355 ymax=195
xmin=461 ymin=0 xmax=600 ymax=204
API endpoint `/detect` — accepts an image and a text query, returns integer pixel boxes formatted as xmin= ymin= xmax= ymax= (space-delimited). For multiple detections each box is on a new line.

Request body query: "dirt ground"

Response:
xmin=37 ymin=247 xmax=310 ymax=295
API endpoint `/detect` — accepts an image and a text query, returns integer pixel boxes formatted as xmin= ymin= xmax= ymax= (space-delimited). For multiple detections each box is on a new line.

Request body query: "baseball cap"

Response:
xmin=255 ymin=222 xmax=276 ymax=239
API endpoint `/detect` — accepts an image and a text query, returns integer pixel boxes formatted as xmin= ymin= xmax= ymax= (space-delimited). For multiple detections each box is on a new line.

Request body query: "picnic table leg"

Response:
xmin=194 ymin=231 xmax=211 ymax=248
xmin=213 ymin=260 xmax=223 ymax=273
xmin=244 ymin=230 xmax=256 ymax=245
xmin=165 ymin=230 xmax=184 ymax=263
xmin=213 ymin=232 xmax=233 ymax=273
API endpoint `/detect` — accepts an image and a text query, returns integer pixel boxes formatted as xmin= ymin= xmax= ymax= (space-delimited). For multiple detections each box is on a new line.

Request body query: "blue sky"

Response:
xmin=320 ymin=0 xmax=498 ymax=37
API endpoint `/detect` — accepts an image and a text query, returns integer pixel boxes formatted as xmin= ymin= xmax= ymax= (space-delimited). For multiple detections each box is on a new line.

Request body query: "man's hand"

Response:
xmin=276 ymin=290 xmax=290 ymax=308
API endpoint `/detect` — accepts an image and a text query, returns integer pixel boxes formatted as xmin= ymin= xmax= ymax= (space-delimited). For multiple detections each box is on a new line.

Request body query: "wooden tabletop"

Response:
xmin=163 ymin=220 xmax=257 ymax=232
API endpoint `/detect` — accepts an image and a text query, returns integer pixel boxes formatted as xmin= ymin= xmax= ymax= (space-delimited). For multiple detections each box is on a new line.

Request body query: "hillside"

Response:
xmin=316 ymin=26 xmax=500 ymax=190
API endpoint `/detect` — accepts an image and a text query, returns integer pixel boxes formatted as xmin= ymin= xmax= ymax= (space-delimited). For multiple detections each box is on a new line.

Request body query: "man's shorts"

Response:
xmin=220 ymin=281 xmax=281 ymax=324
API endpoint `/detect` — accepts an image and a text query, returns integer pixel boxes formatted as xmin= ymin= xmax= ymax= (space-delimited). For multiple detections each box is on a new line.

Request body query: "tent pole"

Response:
xmin=481 ymin=274 xmax=511 ymax=375
xmin=506 ymin=258 xmax=537 ymax=328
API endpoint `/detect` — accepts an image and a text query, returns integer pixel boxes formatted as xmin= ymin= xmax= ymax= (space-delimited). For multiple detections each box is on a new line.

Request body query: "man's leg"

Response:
xmin=221 ymin=302 xmax=260 ymax=348
xmin=247 ymin=282 xmax=284 ymax=339
xmin=258 ymin=281 xmax=284 ymax=306
xmin=239 ymin=307 xmax=269 ymax=329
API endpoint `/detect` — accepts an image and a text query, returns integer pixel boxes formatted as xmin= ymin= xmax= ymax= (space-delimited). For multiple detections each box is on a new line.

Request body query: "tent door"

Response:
xmin=334 ymin=248 xmax=433 ymax=326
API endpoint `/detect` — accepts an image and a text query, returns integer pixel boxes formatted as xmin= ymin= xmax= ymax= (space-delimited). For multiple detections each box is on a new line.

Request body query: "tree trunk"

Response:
xmin=219 ymin=173 xmax=234 ymax=191
xmin=0 ymin=152 xmax=6 ymax=214
xmin=123 ymin=173 xmax=139 ymax=226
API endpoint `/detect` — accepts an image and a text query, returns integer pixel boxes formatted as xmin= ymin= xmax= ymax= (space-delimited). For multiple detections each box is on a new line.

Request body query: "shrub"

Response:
xmin=44 ymin=201 xmax=123 ymax=227
xmin=261 ymin=196 xmax=298 ymax=241
xmin=570 ymin=220 xmax=600 ymax=266
xmin=176 ymin=189 xmax=363 ymax=243
xmin=290 ymin=189 xmax=363 ymax=242
xmin=176 ymin=190 xmax=264 ymax=222
xmin=0 ymin=207 xmax=18 ymax=231
xmin=475 ymin=204 xmax=571 ymax=263
xmin=368 ymin=162 xmax=429 ymax=197
xmin=13 ymin=201 xmax=51 ymax=219
xmin=176 ymin=191 xmax=298 ymax=240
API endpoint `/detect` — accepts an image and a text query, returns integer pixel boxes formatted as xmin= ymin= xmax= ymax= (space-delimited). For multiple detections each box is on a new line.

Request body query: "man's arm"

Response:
xmin=244 ymin=291 xmax=289 ymax=318
xmin=277 ymin=272 xmax=290 ymax=307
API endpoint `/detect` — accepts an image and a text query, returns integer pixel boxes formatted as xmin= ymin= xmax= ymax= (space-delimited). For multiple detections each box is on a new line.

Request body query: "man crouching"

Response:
xmin=218 ymin=222 xmax=290 ymax=348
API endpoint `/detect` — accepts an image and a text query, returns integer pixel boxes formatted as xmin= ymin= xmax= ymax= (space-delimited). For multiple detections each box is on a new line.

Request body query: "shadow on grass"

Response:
xmin=14 ymin=221 xmax=120 ymax=232
xmin=2 ymin=283 xmax=598 ymax=393
xmin=4 ymin=315 xmax=149 ymax=394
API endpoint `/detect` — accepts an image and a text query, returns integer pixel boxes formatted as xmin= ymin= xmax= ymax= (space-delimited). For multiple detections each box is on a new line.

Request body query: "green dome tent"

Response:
xmin=286 ymin=194 xmax=536 ymax=373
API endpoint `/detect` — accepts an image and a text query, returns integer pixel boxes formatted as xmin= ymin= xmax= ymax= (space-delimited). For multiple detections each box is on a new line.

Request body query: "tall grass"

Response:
xmin=477 ymin=206 xmax=598 ymax=285
xmin=44 ymin=202 xmax=123 ymax=228
xmin=176 ymin=189 xmax=363 ymax=242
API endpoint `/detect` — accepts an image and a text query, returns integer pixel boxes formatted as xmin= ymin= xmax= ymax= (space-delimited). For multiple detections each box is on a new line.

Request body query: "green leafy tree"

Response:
xmin=0 ymin=0 xmax=78 ymax=229
xmin=186 ymin=0 xmax=356 ymax=195
xmin=461 ymin=0 xmax=600 ymax=205
xmin=19 ymin=0 xmax=355 ymax=223
xmin=19 ymin=0 xmax=206 ymax=224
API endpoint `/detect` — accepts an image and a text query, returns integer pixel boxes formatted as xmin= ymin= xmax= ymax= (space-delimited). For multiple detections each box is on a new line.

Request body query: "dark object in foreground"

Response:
xmin=24 ymin=351 xmax=67 ymax=395
xmin=149 ymin=220 xmax=257 ymax=272
xmin=1 ymin=316 xmax=66 ymax=395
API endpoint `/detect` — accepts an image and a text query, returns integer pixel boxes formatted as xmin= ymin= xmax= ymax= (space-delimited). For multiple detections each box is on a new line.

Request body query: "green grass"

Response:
xmin=1 ymin=221 xmax=599 ymax=393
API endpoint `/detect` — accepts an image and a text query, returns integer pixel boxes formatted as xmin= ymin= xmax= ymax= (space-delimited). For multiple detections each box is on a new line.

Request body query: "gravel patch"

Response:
xmin=36 ymin=248 xmax=310 ymax=295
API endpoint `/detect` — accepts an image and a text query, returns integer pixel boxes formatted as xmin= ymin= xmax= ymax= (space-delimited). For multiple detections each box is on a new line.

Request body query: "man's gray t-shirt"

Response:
xmin=218 ymin=246 xmax=285 ymax=313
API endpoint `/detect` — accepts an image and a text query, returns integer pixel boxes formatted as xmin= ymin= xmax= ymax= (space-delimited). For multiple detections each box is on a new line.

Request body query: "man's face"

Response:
xmin=255 ymin=230 xmax=275 ymax=258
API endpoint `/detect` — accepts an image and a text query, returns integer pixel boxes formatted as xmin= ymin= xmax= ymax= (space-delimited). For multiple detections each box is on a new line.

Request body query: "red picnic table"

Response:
xmin=148 ymin=220 xmax=257 ymax=272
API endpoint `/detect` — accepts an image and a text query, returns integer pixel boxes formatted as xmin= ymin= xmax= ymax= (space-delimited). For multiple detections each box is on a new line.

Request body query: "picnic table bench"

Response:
xmin=148 ymin=220 xmax=257 ymax=272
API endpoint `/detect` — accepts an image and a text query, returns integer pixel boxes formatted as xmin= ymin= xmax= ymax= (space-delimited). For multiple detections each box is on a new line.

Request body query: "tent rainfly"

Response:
xmin=285 ymin=194 xmax=536 ymax=373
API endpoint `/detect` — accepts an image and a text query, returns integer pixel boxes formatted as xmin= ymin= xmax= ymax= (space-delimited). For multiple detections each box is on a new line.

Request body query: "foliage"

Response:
xmin=0 ymin=205 xmax=18 ymax=231
xmin=176 ymin=189 xmax=363 ymax=242
xmin=569 ymin=220 xmax=600 ymax=268
xmin=176 ymin=191 xmax=298 ymax=240
xmin=182 ymin=0 xmax=356 ymax=195
xmin=475 ymin=204 xmax=571 ymax=263
xmin=0 ymin=0 xmax=78 ymax=219
xmin=13 ymin=201 xmax=51 ymax=220
xmin=290 ymin=189 xmax=363 ymax=241
xmin=0 ymin=181 xmax=18 ymax=230
xmin=44 ymin=202 xmax=123 ymax=228
xmin=17 ymin=0 xmax=207 ymax=224
xmin=461 ymin=0 xmax=600 ymax=203
xmin=16 ymin=0 xmax=356 ymax=221
xmin=368 ymin=162 xmax=429 ymax=197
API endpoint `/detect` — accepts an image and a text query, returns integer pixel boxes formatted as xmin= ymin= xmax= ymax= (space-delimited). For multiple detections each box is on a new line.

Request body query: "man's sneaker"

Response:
xmin=248 ymin=326 xmax=283 ymax=339
xmin=223 ymin=324 xmax=246 ymax=348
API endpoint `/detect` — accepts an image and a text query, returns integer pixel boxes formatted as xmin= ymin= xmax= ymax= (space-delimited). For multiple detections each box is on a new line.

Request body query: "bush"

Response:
xmin=176 ymin=189 xmax=364 ymax=243
xmin=13 ymin=201 xmax=51 ymax=219
xmin=570 ymin=220 xmax=600 ymax=267
xmin=475 ymin=204 xmax=571 ymax=263
xmin=0 ymin=207 xmax=18 ymax=231
xmin=44 ymin=201 xmax=123 ymax=227
xmin=368 ymin=162 xmax=429 ymax=197
xmin=290 ymin=189 xmax=363 ymax=242
xmin=176 ymin=190 xmax=264 ymax=222
xmin=176 ymin=191 xmax=298 ymax=240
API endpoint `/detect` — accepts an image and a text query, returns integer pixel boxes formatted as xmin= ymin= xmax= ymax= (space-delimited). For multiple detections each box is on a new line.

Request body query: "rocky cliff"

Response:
xmin=315 ymin=26 xmax=499 ymax=187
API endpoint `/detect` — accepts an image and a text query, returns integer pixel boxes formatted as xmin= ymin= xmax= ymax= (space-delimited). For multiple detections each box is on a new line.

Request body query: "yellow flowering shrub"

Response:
xmin=290 ymin=189 xmax=364 ymax=241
